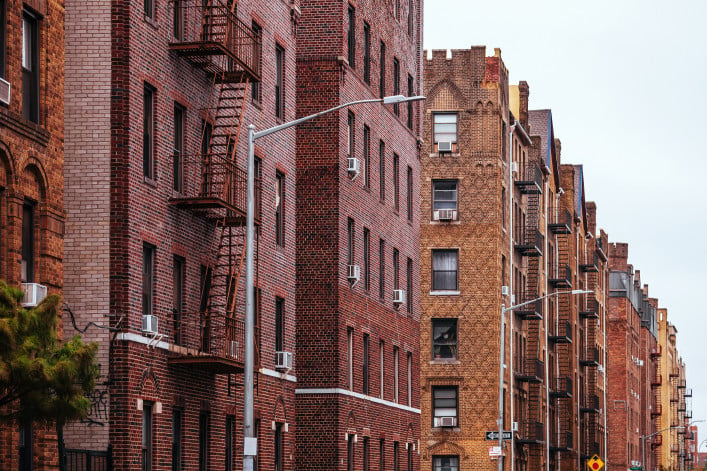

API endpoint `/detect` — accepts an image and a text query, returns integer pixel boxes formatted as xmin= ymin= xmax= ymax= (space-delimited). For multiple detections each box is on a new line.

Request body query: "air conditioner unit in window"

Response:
xmin=275 ymin=351 xmax=293 ymax=370
xmin=142 ymin=314 xmax=159 ymax=335
xmin=437 ymin=141 xmax=453 ymax=153
xmin=21 ymin=283 xmax=47 ymax=307
xmin=393 ymin=289 xmax=406 ymax=305
xmin=512 ymin=421 xmax=519 ymax=432
xmin=348 ymin=264 xmax=360 ymax=282
xmin=434 ymin=416 xmax=457 ymax=428
xmin=0 ymin=78 xmax=10 ymax=106
xmin=347 ymin=157 xmax=360 ymax=176
xmin=512 ymin=161 xmax=518 ymax=174
xmin=228 ymin=340 xmax=239 ymax=359
xmin=435 ymin=209 xmax=456 ymax=221
xmin=501 ymin=286 xmax=510 ymax=296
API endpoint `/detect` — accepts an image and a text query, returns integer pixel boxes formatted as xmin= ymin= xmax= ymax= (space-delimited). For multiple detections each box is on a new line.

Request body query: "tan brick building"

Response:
xmin=420 ymin=47 xmax=608 ymax=471
xmin=0 ymin=0 xmax=65 ymax=468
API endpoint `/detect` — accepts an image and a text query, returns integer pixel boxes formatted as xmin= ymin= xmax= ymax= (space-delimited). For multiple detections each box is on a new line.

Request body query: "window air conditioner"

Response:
xmin=275 ymin=351 xmax=294 ymax=370
xmin=348 ymin=264 xmax=360 ymax=282
xmin=228 ymin=340 xmax=239 ymax=359
xmin=434 ymin=209 xmax=456 ymax=221
xmin=21 ymin=283 xmax=48 ymax=307
xmin=347 ymin=157 xmax=360 ymax=175
xmin=142 ymin=314 xmax=159 ymax=335
xmin=512 ymin=421 xmax=519 ymax=432
xmin=393 ymin=289 xmax=406 ymax=305
xmin=512 ymin=161 xmax=518 ymax=174
xmin=501 ymin=286 xmax=510 ymax=296
xmin=434 ymin=416 xmax=457 ymax=428
xmin=0 ymin=78 xmax=10 ymax=106
xmin=437 ymin=141 xmax=453 ymax=153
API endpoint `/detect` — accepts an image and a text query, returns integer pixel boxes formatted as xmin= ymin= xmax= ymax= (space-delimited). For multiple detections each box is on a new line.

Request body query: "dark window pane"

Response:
xmin=432 ymin=319 xmax=457 ymax=359
xmin=432 ymin=250 xmax=458 ymax=291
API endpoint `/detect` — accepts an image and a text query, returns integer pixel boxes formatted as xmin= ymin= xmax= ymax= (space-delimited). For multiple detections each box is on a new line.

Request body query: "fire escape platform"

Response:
xmin=168 ymin=353 xmax=244 ymax=374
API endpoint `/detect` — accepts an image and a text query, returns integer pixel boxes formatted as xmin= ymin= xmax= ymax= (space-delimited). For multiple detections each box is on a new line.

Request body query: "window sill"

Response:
xmin=430 ymin=359 xmax=460 ymax=365
xmin=143 ymin=176 xmax=157 ymax=188
xmin=143 ymin=15 xmax=159 ymax=30
xmin=429 ymin=290 xmax=460 ymax=296
xmin=429 ymin=152 xmax=461 ymax=158
xmin=431 ymin=426 xmax=461 ymax=432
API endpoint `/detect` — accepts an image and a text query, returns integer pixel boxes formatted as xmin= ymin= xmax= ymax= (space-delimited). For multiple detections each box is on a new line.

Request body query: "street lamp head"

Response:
xmin=382 ymin=94 xmax=426 ymax=104
xmin=571 ymin=289 xmax=593 ymax=295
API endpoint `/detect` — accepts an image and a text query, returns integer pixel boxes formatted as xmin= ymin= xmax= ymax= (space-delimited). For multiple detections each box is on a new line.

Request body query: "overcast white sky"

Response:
xmin=424 ymin=0 xmax=707 ymax=444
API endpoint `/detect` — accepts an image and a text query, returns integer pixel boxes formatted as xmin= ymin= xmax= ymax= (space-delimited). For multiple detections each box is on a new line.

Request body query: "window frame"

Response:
xmin=393 ymin=153 xmax=400 ymax=211
xmin=406 ymin=166 xmax=413 ymax=221
xmin=432 ymin=386 xmax=459 ymax=426
xmin=173 ymin=102 xmax=185 ymax=193
xmin=173 ymin=0 xmax=183 ymax=40
xmin=393 ymin=346 xmax=399 ymax=403
xmin=432 ymin=318 xmax=458 ymax=360
xmin=347 ymin=4 xmax=355 ymax=68
xmin=363 ymin=227 xmax=370 ymax=291
xmin=225 ymin=415 xmax=235 ymax=471
xmin=143 ymin=83 xmax=156 ymax=180
xmin=378 ymin=239 xmax=385 ymax=299
xmin=143 ymin=243 xmax=155 ymax=316
xmin=431 ymin=249 xmax=459 ymax=292
xmin=22 ymin=10 xmax=39 ymax=123
xmin=379 ymin=41 xmax=386 ymax=98
xmin=198 ymin=411 xmax=209 ymax=471
xmin=407 ymin=74 xmax=414 ymax=129
xmin=379 ymin=140 xmax=386 ymax=201
xmin=172 ymin=407 xmax=183 ymax=471
xmin=251 ymin=21 xmax=262 ymax=104
xmin=393 ymin=58 xmax=400 ymax=115
xmin=432 ymin=456 xmax=460 ymax=471
xmin=347 ymin=327 xmax=354 ymax=390
xmin=275 ymin=171 xmax=285 ymax=247
xmin=172 ymin=256 xmax=185 ymax=345
xmin=275 ymin=44 xmax=285 ymax=120
xmin=0 ymin=1 xmax=6 ymax=79
xmin=406 ymin=257 xmax=413 ymax=313
xmin=363 ymin=333 xmax=370 ymax=395
xmin=275 ymin=297 xmax=285 ymax=352
xmin=144 ymin=0 xmax=154 ymax=19
xmin=363 ymin=124 xmax=370 ymax=188
xmin=432 ymin=180 xmax=458 ymax=218
xmin=275 ymin=422 xmax=284 ymax=471
xmin=363 ymin=22 xmax=371 ymax=84
xmin=21 ymin=201 xmax=35 ymax=283
xmin=142 ymin=401 xmax=154 ymax=471
xmin=433 ymin=113 xmax=458 ymax=153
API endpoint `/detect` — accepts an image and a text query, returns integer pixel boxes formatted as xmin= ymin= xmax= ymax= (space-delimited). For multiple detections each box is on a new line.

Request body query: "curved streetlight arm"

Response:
xmin=502 ymin=289 xmax=592 ymax=314
xmin=253 ymin=95 xmax=426 ymax=141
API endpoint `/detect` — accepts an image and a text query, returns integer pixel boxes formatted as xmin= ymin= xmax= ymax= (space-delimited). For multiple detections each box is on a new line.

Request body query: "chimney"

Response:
xmin=609 ymin=242 xmax=629 ymax=271
xmin=518 ymin=81 xmax=529 ymax=129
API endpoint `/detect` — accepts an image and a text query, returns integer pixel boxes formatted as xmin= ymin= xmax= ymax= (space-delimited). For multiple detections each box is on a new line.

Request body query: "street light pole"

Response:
xmin=497 ymin=289 xmax=592 ymax=471
xmin=642 ymin=421 xmax=704 ymax=471
xmin=242 ymin=94 xmax=425 ymax=470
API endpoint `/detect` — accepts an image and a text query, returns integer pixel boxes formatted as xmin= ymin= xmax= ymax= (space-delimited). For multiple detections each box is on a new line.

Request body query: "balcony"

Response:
xmin=515 ymin=358 xmax=544 ymax=383
xmin=168 ymin=312 xmax=255 ymax=374
xmin=579 ymin=297 xmax=599 ymax=319
xmin=678 ymin=379 xmax=686 ymax=389
xmin=170 ymin=154 xmax=261 ymax=223
xmin=685 ymin=388 xmax=692 ymax=397
xmin=517 ymin=420 xmax=544 ymax=445
xmin=685 ymin=409 xmax=692 ymax=419
xmin=651 ymin=373 xmax=662 ymax=387
xmin=169 ymin=0 xmax=262 ymax=81
xmin=650 ymin=345 xmax=662 ymax=357
xmin=651 ymin=434 xmax=662 ymax=448
xmin=514 ymin=294 xmax=543 ymax=320
xmin=549 ymin=320 xmax=572 ymax=344
xmin=548 ymin=208 xmax=572 ymax=234
xmin=579 ymin=252 xmax=599 ymax=273
xmin=514 ymin=227 xmax=544 ymax=257
xmin=595 ymin=238 xmax=607 ymax=261
xmin=580 ymin=347 xmax=600 ymax=367
xmin=550 ymin=431 xmax=573 ymax=451
xmin=670 ymin=394 xmax=679 ymax=403
xmin=651 ymin=403 xmax=662 ymax=417
xmin=669 ymin=368 xmax=679 ymax=378
xmin=549 ymin=264 xmax=572 ymax=288
xmin=514 ymin=162 xmax=543 ymax=194
xmin=580 ymin=394 xmax=600 ymax=414
xmin=550 ymin=376 xmax=573 ymax=399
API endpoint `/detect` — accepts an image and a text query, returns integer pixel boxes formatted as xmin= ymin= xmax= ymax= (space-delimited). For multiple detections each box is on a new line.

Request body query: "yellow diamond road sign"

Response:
xmin=587 ymin=454 xmax=604 ymax=471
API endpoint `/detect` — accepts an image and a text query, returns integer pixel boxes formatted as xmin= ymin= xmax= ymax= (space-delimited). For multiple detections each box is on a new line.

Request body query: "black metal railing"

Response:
xmin=548 ymin=207 xmax=572 ymax=234
xmin=550 ymin=430 xmax=573 ymax=451
xmin=549 ymin=264 xmax=572 ymax=288
xmin=580 ymin=347 xmax=600 ymax=367
xmin=579 ymin=297 xmax=598 ymax=319
xmin=550 ymin=376 xmax=573 ymax=398
xmin=549 ymin=320 xmax=572 ymax=344
xmin=517 ymin=420 xmax=544 ymax=444
xmin=64 ymin=449 xmax=111 ymax=471
xmin=581 ymin=394 xmax=599 ymax=413
xmin=514 ymin=226 xmax=544 ymax=256
xmin=514 ymin=162 xmax=543 ymax=194
xmin=515 ymin=358 xmax=544 ymax=383
xmin=514 ymin=292 xmax=543 ymax=320
xmin=579 ymin=252 xmax=599 ymax=272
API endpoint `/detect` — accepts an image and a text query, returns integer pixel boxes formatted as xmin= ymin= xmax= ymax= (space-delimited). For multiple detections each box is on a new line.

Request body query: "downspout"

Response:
xmin=509 ymin=121 xmax=515 ymax=471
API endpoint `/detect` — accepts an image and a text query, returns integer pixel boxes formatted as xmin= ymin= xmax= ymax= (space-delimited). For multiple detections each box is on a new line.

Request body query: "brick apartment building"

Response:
xmin=63 ymin=0 xmax=300 ymax=468
xmin=607 ymin=244 xmax=661 ymax=470
xmin=0 ymin=0 xmax=65 ymax=468
xmin=294 ymin=0 xmax=423 ymax=468
xmin=420 ymin=47 xmax=607 ymax=471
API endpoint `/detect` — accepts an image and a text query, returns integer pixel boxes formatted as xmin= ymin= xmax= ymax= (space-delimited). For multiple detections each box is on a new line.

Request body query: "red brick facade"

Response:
xmin=0 ymin=0 xmax=65 ymax=468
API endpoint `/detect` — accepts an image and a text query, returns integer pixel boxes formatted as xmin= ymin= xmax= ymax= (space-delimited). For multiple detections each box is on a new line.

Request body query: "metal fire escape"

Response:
xmin=167 ymin=0 xmax=262 ymax=374
xmin=513 ymin=162 xmax=545 ymax=468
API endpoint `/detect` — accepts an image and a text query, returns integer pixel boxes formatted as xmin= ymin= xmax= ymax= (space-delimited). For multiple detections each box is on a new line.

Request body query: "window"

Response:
xmin=363 ymin=333 xmax=370 ymax=395
xmin=274 ymin=423 xmax=284 ymax=471
xmin=275 ymin=171 xmax=285 ymax=246
xmin=407 ymin=166 xmax=413 ymax=221
xmin=379 ymin=439 xmax=386 ymax=471
xmin=379 ymin=41 xmax=386 ymax=98
xmin=201 ymin=119 xmax=212 ymax=157
xmin=172 ymin=408 xmax=183 ymax=471
xmin=347 ymin=433 xmax=355 ymax=471
xmin=363 ymin=22 xmax=371 ymax=83
xmin=173 ymin=103 xmax=185 ymax=192
xmin=393 ymin=346 xmax=399 ymax=402
xmin=433 ymin=456 xmax=459 ymax=471
xmin=407 ymin=74 xmax=414 ymax=129
xmin=21 ymin=202 xmax=35 ymax=283
xmin=347 ymin=5 xmax=355 ymax=67
xmin=363 ymin=125 xmax=371 ymax=188
xmin=251 ymin=21 xmax=262 ymax=103
xmin=432 ymin=249 xmax=458 ymax=291
xmin=0 ymin=1 xmax=6 ymax=78
xmin=144 ymin=0 xmax=154 ymax=18
xmin=143 ymin=244 xmax=155 ymax=315
xmin=225 ymin=415 xmax=234 ymax=471
xmin=254 ymin=419 xmax=260 ymax=471
xmin=432 ymin=180 xmax=458 ymax=216
xmin=393 ymin=154 xmax=400 ymax=211
xmin=143 ymin=84 xmax=155 ymax=179
xmin=347 ymin=112 xmax=355 ymax=158
xmin=363 ymin=228 xmax=370 ymax=291
xmin=432 ymin=319 xmax=458 ymax=359
xmin=347 ymin=327 xmax=354 ymax=389
xmin=378 ymin=239 xmax=385 ymax=298
xmin=393 ymin=58 xmax=400 ymax=115
xmin=393 ymin=248 xmax=399 ymax=293
xmin=199 ymin=411 xmax=209 ymax=471
xmin=22 ymin=10 xmax=38 ymax=123
xmin=407 ymin=0 xmax=414 ymax=36
xmin=275 ymin=297 xmax=285 ymax=352
xmin=432 ymin=386 xmax=458 ymax=426
xmin=406 ymin=258 xmax=413 ymax=313
xmin=172 ymin=256 xmax=185 ymax=345
xmin=394 ymin=442 xmax=400 ymax=471
xmin=142 ymin=401 xmax=154 ymax=471
xmin=275 ymin=44 xmax=285 ymax=119
xmin=173 ymin=0 xmax=183 ymax=39
xmin=406 ymin=352 xmax=412 ymax=406
xmin=379 ymin=341 xmax=385 ymax=398
xmin=379 ymin=140 xmax=386 ymax=201
xmin=407 ymin=444 xmax=413 ymax=471
xmin=347 ymin=217 xmax=355 ymax=267
xmin=433 ymin=114 xmax=458 ymax=151
xmin=18 ymin=420 xmax=32 ymax=471
xmin=393 ymin=0 xmax=400 ymax=19
xmin=363 ymin=437 xmax=370 ymax=471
